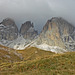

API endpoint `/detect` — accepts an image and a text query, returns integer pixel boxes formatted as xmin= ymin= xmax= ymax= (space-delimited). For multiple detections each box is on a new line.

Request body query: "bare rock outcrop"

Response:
xmin=20 ymin=21 xmax=38 ymax=40
xmin=37 ymin=17 xmax=75 ymax=51
xmin=0 ymin=18 xmax=18 ymax=40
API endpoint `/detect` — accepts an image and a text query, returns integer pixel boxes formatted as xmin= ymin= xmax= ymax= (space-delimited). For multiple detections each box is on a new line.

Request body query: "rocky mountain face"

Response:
xmin=20 ymin=21 xmax=38 ymax=40
xmin=36 ymin=17 xmax=75 ymax=51
xmin=0 ymin=17 xmax=75 ymax=53
xmin=0 ymin=18 xmax=18 ymax=41
xmin=0 ymin=18 xmax=38 ymax=50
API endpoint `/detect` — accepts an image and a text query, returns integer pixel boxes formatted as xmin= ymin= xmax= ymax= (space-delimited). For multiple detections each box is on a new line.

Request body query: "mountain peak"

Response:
xmin=20 ymin=21 xmax=34 ymax=33
xmin=36 ymin=17 xmax=75 ymax=51
xmin=1 ymin=18 xmax=15 ymax=26
xmin=24 ymin=21 xmax=34 ymax=27
xmin=0 ymin=17 xmax=75 ymax=53
xmin=0 ymin=18 xmax=18 ymax=41
xmin=20 ymin=21 xmax=38 ymax=40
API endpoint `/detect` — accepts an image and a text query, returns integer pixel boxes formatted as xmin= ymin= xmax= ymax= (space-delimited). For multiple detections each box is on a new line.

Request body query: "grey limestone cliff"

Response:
xmin=0 ymin=18 xmax=18 ymax=41
xmin=20 ymin=21 xmax=38 ymax=40
xmin=36 ymin=17 xmax=75 ymax=51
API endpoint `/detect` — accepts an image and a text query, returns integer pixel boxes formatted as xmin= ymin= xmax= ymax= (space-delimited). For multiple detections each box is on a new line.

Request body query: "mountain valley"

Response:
xmin=0 ymin=17 xmax=75 ymax=75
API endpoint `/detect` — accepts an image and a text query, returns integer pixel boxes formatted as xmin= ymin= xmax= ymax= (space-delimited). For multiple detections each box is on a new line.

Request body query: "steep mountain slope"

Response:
xmin=0 ymin=17 xmax=75 ymax=53
xmin=0 ymin=18 xmax=18 ymax=41
xmin=0 ymin=19 xmax=38 ymax=50
xmin=32 ymin=17 xmax=75 ymax=53
xmin=0 ymin=45 xmax=22 ymax=63
xmin=7 ymin=35 xmax=33 ymax=50
xmin=20 ymin=21 xmax=38 ymax=40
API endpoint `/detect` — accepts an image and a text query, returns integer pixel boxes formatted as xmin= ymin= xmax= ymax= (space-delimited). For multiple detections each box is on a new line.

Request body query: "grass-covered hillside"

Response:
xmin=17 ymin=47 xmax=55 ymax=61
xmin=0 ymin=45 xmax=22 ymax=63
xmin=0 ymin=46 xmax=75 ymax=75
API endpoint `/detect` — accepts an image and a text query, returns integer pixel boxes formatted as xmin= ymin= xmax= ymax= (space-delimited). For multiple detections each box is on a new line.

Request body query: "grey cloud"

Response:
xmin=0 ymin=0 xmax=75 ymax=32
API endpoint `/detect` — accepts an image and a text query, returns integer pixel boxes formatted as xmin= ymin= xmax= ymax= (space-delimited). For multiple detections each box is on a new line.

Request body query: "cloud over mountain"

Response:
xmin=0 ymin=0 xmax=75 ymax=32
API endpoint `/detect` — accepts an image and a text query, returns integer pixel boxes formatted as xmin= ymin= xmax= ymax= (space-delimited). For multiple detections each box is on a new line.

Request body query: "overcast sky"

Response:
xmin=0 ymin=0 xmax=75 ymax=32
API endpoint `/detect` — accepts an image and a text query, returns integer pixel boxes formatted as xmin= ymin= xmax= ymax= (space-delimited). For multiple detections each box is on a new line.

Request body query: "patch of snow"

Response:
xmin=8 ymin=35 xmax=27 ymax=49
xmin=0 ymin=24 xmax=7 ymax=28
xmin=1 ymin=39 xmax=7 ymax=44
xmin=31 ymin=43 xmax=67 ymax=53
xmin=14 ymin=44 xmax=25 ymax=50
xmin=0 ymin=33 xmax=68 ymax=53
xmin=0 ymin=34 xmax=32 ymax=50
xmin=0 ymin=24 xmax=5 ymax=27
